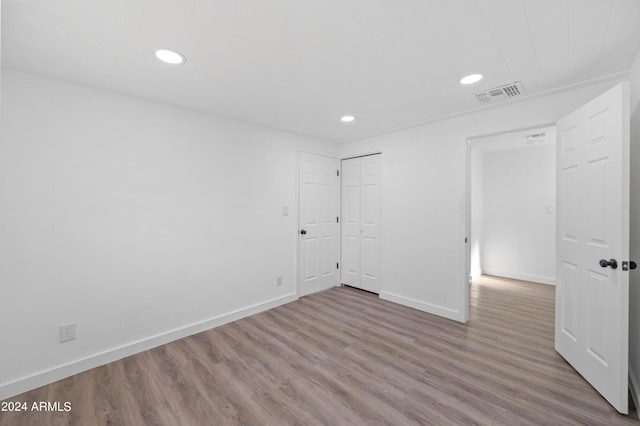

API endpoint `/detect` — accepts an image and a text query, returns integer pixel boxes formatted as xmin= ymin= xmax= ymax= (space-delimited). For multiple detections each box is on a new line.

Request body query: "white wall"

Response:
xmin=480 ymin=145 xmax=556 ymax=284
xmin=629 ymin=49 xmax=640 ymax=412
xmin=469 ymin=146 xmax=483 ymax=280
xmin=0 ymin=69 xmax=337 ymax=399
xmin=0 ymin=2 xmax=3 ymax=109
xmin=339 ymin=77 xmax=624 ymax=323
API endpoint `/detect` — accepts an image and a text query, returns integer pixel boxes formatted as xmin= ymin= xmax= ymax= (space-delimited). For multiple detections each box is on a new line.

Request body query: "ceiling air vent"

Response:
xmin=474 ymin=82 xmax=524 ymax=104
xmin=525 ymin=132 xmax=546 ymax=144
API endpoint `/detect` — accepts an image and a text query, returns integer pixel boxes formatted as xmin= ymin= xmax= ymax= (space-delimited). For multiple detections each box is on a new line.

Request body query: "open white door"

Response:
xmin=556 ymin=82 xmax=630 ymax=413
xmin=298 ymin=152 xmax=340 ymax=297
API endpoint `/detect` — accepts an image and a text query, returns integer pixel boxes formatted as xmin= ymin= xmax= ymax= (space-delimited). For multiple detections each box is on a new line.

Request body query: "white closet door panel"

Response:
xmin=360 ymin=155 xmax=381 ymax=293
xmin=340 ymin=154 xmax=381 ymax=293
xmin=341 ymin=158 xmax=361 ymax=287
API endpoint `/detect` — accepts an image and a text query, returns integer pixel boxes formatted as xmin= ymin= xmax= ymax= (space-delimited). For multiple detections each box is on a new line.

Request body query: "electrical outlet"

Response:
xmin=282 ymin=206 xmax=289 ymax=216
xmin=276 ymin=275 xmax=283 ymax=286
xmin=59 ymin=323 xmax=76 ymax=343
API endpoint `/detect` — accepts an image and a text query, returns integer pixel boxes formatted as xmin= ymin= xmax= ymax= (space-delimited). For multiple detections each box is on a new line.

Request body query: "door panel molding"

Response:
xmin=555 ymin=82 xmax=630 ymax=414
xmin=340 ymin=154 xmax=381 ymax=293
xmin=298 ymin=152 xmax=340 ymax=297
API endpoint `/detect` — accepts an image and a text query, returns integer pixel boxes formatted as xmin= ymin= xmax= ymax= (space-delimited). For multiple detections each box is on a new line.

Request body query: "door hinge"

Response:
xmin=337 ymin=262 xmax=339 ymax=269
xmin=337 ymin=216 xmax=339 ymax=223
xmin=465 ymin=237 xmax=468 ymax=243
xmin=337 ymin=170 xmax=340 ymax=177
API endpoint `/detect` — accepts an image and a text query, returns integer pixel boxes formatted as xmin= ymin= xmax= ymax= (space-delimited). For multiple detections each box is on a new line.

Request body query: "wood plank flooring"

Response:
xmin=1 ymin=275 xmax=638 ymax=425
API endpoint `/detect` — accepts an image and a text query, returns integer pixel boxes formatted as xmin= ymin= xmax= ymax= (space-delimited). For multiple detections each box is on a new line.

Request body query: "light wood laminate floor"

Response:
xmin=1 ymin=275 xmax=638 ymax=425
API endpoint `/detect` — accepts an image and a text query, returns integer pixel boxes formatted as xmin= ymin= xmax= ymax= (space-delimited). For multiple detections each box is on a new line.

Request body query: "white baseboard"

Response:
xmin=630 ymin=367 xmax=640 ymax=415
xmin=0 ymin=293 xmax=298 ymax=401
xmin=470 ymin=268 xmax=483 ymax=281
xmin=482 ymin=269 xmax=556 ymax=286
xmin=379 ymin=291 xmax=462 ymax=322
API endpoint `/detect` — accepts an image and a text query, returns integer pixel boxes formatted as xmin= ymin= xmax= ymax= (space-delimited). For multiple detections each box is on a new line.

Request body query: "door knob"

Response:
xmin=599 ymin=258 xmax=618 ymax=269
xmin=300 ymin=229 xmax=307 ymax=235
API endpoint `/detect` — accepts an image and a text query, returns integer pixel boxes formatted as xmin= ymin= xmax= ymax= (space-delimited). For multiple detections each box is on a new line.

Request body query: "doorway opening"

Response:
xmin=467 ymin=125 xmax=557 ymax=292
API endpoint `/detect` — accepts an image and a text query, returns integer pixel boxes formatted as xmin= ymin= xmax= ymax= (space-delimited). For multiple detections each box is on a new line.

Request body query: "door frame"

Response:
xmin=463 ymin=123 xmax=556 ymax=322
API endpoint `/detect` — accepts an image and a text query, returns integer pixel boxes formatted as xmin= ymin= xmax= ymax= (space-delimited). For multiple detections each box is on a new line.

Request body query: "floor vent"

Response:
xmin=474 ymin=82 xmax=524 ymax=104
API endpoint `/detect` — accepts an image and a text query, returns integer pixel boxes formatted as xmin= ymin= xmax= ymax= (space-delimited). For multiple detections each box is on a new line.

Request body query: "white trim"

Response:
xmin=482 ymin=269 xmax=556 ymax=286
xmin=380 ymin=291 xmax=462 ymax=322
xmin=470 ymin=268 xmax=483 ymax=281
xmin=630 ymin=367 xmax=640 ymax=416
xmin=462 ymin=137 xmax=471 ymax=323
xmin=0 ymin=293 xmax=298 ymax=401
xmin=340 ymin=151 xmax=382 ymax=160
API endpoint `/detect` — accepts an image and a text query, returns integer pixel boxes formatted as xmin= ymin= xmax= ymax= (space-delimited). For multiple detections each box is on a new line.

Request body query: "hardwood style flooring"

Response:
xmin=1 ymin=275 xmax=638 ymax=425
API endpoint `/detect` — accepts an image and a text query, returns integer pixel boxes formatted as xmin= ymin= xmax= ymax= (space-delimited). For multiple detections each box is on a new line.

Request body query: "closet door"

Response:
xmin=341 ymin=155 xmax=381 ymax=293
xmin=341 ymin=158 xmax=361 ymax=288
xmin=360 ymin=155 xmax=381 ymax=292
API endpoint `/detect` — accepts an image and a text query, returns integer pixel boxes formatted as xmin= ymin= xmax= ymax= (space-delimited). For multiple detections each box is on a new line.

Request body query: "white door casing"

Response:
xmin=298 ymin=152 xmax=340 ymax=297
xmin=555 ymin=83 xmax=630 ymax=413
xmin=341 ymin=155 xmax=381 ymax=293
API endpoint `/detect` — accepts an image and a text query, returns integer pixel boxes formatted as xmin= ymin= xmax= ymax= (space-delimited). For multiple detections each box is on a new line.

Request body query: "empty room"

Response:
xmin=2 ymin=1 xmax=640 ymax=424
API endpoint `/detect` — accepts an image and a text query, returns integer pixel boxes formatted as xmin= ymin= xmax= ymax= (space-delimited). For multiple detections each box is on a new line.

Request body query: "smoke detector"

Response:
xmin=474 ymin=82 xmax=524 ymax=104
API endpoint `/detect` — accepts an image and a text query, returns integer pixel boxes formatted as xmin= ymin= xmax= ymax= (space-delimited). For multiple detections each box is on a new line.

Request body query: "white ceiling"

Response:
xmin=2 ymin=0 xmax=640 ymax=142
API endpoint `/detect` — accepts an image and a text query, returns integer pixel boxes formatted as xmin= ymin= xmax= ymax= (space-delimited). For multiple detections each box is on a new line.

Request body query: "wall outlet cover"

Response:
xmin=60 ymin=323 xmax=76 ymax=343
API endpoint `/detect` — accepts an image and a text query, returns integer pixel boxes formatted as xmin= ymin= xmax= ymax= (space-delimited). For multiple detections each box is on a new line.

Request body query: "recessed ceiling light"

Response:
xmin=155 ymin=49 xmax=186 ymax=65
xmin=341 ymin=115 xmax=355 ymax=123
xmin=460 ymin=74 xmax=483 ymax=85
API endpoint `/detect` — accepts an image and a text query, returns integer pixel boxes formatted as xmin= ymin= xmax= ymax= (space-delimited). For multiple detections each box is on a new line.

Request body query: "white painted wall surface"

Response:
xmin=481 ymin=145 xmax=556 ymax=285
xmin=0 ymin=70 xmax=336 ymax=399
xmin=339 ymin=77 xmax=624 ymax=323
xmin=469 ymin=147 xmax=483 ymax=280
xmin=629 ymin=49 xmax=640 ymax=411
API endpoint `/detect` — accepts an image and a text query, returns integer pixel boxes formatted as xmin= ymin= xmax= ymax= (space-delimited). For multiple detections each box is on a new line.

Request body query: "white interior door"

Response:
xmin=341 ymin=155 xmax=381 ymax=293
xmin=298 ymin=152 xmax=340 ymax=297
xmin=555 ymin=82 xmax=630 ymax=413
